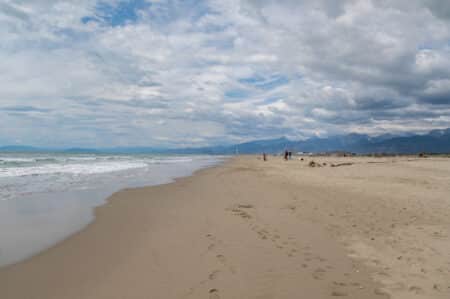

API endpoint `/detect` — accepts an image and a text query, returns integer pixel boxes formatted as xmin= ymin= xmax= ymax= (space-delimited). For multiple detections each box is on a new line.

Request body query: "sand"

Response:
xmin=1 ymin=156 xmax=449 ymax=299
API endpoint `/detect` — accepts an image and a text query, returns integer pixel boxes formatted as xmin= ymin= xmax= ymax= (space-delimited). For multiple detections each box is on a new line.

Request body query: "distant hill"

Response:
xmin=179 ymin=128 xmax=450 ymax=154
xmin=365 ymin=128 xmax=450 ymax=154
xmin=1 ymin=128 xmax=450 ymax=155
xmin=0 ymin=145 xmax=40 ymax=152
xmin=62 ymin=148 xmax=100 ymax=154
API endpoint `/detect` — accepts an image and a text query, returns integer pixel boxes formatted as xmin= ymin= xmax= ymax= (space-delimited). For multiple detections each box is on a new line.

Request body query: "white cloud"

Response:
xmin=0 ymin=0 xmax=450 ymax=147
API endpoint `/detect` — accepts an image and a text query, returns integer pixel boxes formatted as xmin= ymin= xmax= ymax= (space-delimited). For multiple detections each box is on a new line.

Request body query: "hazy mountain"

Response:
xmin=62 ymin=148 xmax=100 ymax=154
xmin=201 ymin=129 xmax=450 ymax=154
xmin=0 ymin=145 xmax=40 ymax=152
xmin=1 ymin=128 xmax=450 ymax=155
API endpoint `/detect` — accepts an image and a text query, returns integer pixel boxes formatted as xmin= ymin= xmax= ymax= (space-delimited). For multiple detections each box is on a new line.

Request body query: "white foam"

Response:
xmin=0 ymin=154 xmax=224 ymax=203
xmin=146 ymin=157 xmax=194 ymax=164
xmin=0 ymin=161 xmax=148 ymax=178
xmin=66 ymin=157 xmax=99 ymax=161
xmin=0 ymin=157 xmax=35 ymax=163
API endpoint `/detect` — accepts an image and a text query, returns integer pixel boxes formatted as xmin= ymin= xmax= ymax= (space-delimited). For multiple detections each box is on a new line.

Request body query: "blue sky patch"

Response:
xmin=261 ymin=97 xmax=281 ymax=105
xmin=225 ymin=89 xmax=249 ymax=100
xmin=82 ymin=0 xmax=151 ymax=27
xmin=239 ymin=74 xmax=289 ymax=90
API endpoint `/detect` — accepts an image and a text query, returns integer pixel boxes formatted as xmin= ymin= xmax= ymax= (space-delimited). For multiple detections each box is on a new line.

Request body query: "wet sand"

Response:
xmin=1 ymin=156 xmax=449 ymax=299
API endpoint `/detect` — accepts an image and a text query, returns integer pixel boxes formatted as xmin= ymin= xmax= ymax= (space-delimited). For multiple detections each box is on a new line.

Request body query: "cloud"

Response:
xmin=423 ymin=0 xmax=450 ymax=21
xmin=0 ymin=0 xmax=450 ymax=147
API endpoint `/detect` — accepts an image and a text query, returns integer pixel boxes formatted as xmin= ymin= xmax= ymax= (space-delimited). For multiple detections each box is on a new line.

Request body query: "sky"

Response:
xmin=1 ymin=0 xmax=450 ymax=148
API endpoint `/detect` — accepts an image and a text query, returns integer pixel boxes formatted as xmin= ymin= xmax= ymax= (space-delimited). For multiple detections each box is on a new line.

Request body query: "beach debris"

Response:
xmin=330 ymin=162 xmax=354 ymax=167
xmin=309 ymin=160 xmax=321 ymax=167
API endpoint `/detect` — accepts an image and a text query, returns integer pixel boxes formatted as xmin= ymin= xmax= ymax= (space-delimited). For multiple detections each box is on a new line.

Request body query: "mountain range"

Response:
xmin=1 ymin=128 xmax=450 ymax=155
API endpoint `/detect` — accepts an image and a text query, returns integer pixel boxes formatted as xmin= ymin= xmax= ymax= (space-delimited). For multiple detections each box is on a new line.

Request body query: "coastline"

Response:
xmin=18 ymin=158 xmax=227 ymax=269
xmin=1 ymin=156 xmax=449 ymax=299
xmin=0 ymin=154 xmax=224 ymax=268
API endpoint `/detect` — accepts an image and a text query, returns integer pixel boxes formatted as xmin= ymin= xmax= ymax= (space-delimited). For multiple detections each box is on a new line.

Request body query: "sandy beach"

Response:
xmin=1 ymin=156 xmax=449 ymax=299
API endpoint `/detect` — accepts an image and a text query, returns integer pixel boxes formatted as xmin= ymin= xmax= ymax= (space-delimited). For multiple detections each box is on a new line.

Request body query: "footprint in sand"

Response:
xmin=209 ymin=289 xmax=220 ymax=299
xmin=312 ymin=267 xmax=327 ymax=280
xmin=238 ymin=204 xmax=254 ymax=209
xmin=216 ymin=254 xmax=225 ymax=262
xmin=408 ymin=286 xmax=424 ymax=295
xmin=209 ymin=270 xmax=220 ymax=280
xmin=257 ymin=229 xmax=269 ymax=240
xmin=216 ymin=254 xmax=236 ymax=274
xmin=229 ymin=207 xmax=252 ymax=219
xmin=333 ymin=281 xmax=347 ymax=287
xmin=287 ymin=248 xmax=298 ymax=257
xmin=331 ymin=291 xmax=348 ymax=297
xmin=374 ymin=288 xmax=389 ymax=296
xmin=316 ymin=256 xmax=327 ymax=262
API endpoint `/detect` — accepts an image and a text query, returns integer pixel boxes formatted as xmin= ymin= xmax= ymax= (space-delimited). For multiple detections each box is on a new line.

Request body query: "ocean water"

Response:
xmin=0 ymin=153 xmax=224 ymax=267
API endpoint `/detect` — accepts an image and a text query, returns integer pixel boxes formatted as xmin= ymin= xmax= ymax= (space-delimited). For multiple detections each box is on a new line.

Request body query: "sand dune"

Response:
xmin=1 ymin=156 xmax=449 ymax=299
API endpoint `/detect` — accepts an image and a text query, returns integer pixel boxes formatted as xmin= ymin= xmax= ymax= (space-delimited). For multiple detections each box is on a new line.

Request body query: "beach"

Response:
xmin=1 ymin=156 xmax=449 ymax=299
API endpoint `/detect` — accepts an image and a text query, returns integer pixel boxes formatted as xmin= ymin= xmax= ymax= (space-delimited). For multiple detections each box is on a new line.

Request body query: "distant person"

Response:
xmin=284 ymin=150 xmax=288 ymax=160
xmin=288 ymin=151 xmax=292 ymax=160
xmin=263 ymin=152 xmax=267 ymax=161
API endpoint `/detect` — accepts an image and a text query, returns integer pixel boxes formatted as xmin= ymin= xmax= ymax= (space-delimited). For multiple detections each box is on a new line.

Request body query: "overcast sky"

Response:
xmin=1 ymin=0 xmax=450 ymax=147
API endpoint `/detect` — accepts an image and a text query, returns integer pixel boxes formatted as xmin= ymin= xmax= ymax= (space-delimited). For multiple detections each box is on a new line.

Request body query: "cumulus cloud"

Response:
xmin=0 ymin=0 xmax=449 ymax=147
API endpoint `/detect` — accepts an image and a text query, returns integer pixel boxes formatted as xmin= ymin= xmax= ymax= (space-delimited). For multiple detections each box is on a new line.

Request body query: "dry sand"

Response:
xmin=1 ymin=156 xmax=449 ymax=299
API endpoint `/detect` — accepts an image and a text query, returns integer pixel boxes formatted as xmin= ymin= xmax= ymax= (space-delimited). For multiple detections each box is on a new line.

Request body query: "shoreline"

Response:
xmin=0 ymin=157 xmax=227 ymax=269
xmin=1 ymin=156 xmax=449 ymax=299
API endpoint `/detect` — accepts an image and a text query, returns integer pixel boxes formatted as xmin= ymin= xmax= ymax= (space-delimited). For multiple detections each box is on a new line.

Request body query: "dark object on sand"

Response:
xmin=284 ymin=150 xmax=288 ymax=160
xmin=330 ymin=162 xmax=354 ymax=167
xmin=419 ymin=153 xmax=427 ymax=158
xmin=309 ymin=161 xmax=320 ymax=167
xmin=263 ymin=153 xmax=267 ymax=161
xmin=300 ymin=158 xmax=304 ymax=161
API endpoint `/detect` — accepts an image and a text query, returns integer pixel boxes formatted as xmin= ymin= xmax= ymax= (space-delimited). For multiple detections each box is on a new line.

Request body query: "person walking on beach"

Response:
xmin=284 ymin=150 xmax=288 ymax=160
xmin=263 ymin=152 xmax=267 ymax=161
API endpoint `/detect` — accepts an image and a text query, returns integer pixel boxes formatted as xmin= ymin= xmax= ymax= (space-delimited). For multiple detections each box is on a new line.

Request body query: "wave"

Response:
xmin=0 ymin=161 xmax=149 ymax=178
xmin=145 ymin=157 xmax=194 ymax=164
xmin=0 ymin=158 xmax=35 ymax=163
xmin=0 ymin=156 xmax=207 ymax=178
xmin=1 ymin=157 xmax=35 ymax=162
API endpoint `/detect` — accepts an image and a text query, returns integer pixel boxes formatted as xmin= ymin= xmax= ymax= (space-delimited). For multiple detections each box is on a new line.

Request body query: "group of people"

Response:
xmin=262 ymin=150 xmax=292 ymax=161
xmin=284 ymin=150 xmax=292 ymax=160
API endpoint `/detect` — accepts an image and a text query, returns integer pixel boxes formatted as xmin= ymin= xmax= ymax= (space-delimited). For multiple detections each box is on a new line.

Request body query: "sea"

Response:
xmin=0 ymin=152 xmax=224 ymax=267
